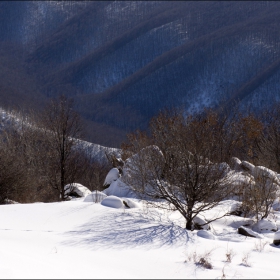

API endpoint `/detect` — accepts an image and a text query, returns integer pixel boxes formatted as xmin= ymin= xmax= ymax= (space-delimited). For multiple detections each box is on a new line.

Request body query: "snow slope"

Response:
xmin=1 ymin=197 xmax=280 ymax=279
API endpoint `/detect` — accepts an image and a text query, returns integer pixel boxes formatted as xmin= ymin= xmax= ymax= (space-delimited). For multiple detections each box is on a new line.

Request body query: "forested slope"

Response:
xmin=0 ymin=1 xmax=279 ymax=146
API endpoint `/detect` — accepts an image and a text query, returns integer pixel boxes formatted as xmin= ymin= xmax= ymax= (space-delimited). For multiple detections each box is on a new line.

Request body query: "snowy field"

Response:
xmin=1 ymin=195 xmax=280 ymax=279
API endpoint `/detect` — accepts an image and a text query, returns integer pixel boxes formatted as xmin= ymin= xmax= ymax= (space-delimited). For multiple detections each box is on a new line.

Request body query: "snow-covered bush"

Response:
xmin=253 ymin=166 xmax=280 ymax=186
xmin=241 ymin=170 xmax=278 ymax=221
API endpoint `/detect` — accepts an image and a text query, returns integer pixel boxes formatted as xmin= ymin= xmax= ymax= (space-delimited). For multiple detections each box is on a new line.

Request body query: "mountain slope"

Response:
xmin=0 ymin=1 xmax=280 ymax=146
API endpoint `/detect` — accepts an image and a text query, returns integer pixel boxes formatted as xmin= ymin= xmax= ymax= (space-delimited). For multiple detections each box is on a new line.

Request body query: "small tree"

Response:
xmin=76 ymin=148 xmax=111 ymax=192
xmin=242 ymin=171 xmax=278 ymax=221
xmin=0 ymin=119 xmax=32 ymax=203
xmin=38 ymin=95 xmax=84 ymax=201
xmin=122 ymin=109 xmax=234 ymax=230
xmin=257 ymin=104 xmax=280 ymax=172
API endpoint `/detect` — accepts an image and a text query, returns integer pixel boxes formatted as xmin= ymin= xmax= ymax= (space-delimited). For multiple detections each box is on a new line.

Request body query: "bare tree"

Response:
xmin=37 ymin=95 xmax=84 ymax=201
xmin=242 ymin=171 xmax=278 ymax=221
xmin=231 ymin=112 xmax=263 ymax=164
xmin=257 ymin=104 xmax=280 ymax=172
xmin=122 ymin=109 xmax=234 ymax=230
xmin=0 ymin=117 xmax=32 ymax=203
xmin=75 ymin=148 xmax=111 ymax=192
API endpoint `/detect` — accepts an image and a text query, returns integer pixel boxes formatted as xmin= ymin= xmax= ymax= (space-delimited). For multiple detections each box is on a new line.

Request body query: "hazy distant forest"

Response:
xmin=0 ymin=1 xmax=280 ymax=147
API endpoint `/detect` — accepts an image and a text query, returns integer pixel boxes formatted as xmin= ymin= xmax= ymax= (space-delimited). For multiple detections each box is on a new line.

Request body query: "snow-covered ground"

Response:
xmin=1 ymin=194 xmax=280 ymax=279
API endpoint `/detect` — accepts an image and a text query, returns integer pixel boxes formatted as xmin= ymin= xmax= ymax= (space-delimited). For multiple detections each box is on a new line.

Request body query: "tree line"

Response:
xmin=0 ymin=95 xmax=110 ymax=204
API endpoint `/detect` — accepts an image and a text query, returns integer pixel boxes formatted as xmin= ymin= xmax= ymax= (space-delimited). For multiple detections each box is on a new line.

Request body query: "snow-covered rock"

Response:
xmin=253 ymin=166 xmax=280 ymax=185
xmin=101 ymin=195 xmax=124 ymax=209
xmin=64 ymin=183 xmax=91 ymax=198
xmin=237 ymin=226 xmax=262 ymax=238
xmin=103 ymin=168 xmax=121 ymax=187
xmin=252 ymin=219 xmax=278 ymax=233
xmin=4 ymin=198 xmax=19 ymax=204
xmin=197 ymin=230 xmax=215 ymax=240
xmin=103 ymin=179 xmax=136 ymax=198
xmin=230 ymin=201 xmax=243 ymax=216
xmin=226 ymin=171 xmax=255 ymax=195
xmin=193 ymin=216 xmax=210 ymax=230
xmin=273 ymin=230 xmax=280 ymax=245
xmin=122 ymin=198 xmax=140 ymax=208
xmin=217 ymin=162 xmax=231 ymax=176
xmin=83 ymin=191 xmax=107 ymax=203
xmin=240 ymin=161 xmax=255 ymax=173
xmin=229 ymin=157 xmax=242 ymax=171
xmin=122 ymin=145 xmax=164 ymax=180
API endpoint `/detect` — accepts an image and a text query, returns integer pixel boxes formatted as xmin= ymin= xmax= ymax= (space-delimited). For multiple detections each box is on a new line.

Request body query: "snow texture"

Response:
xmin=1 ymin=184 xmax=280 ymax=279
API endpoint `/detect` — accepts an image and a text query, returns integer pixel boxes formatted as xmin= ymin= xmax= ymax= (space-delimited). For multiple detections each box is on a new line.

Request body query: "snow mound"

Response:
xmin=103 ymin=168 xmax=120 ymax=187
xmin=197 ymin=230 xmax=215 ymax=240
xmin=83 ymin=191 xmax=107 ymax=203
xmin=101 ymin=195 xmax=124 ymax=209
xmin=252 ymin=219 xmax=278 ymax=233
xmin=64 ymin=183 xmax=91 ymax=198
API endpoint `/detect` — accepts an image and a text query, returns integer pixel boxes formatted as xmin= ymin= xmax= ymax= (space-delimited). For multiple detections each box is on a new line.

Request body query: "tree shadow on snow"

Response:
xmin=60 ymin=209 xmax=191 ymax=250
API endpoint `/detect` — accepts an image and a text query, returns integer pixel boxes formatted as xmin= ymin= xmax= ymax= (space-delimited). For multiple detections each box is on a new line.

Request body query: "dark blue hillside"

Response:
xmin=0 ymin=1 xmax=279 ymax=147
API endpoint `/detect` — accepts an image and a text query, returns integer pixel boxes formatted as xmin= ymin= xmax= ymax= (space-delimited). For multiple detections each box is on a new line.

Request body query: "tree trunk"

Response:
xmin=186 ymin=217 xmax=193 ymax=230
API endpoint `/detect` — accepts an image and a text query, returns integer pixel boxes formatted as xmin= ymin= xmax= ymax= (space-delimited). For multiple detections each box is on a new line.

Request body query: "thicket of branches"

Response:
xmin=0 ymin=95 xmax=111 ymax=204
xmin=121 ymin=105 xmax=280 ymax=229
